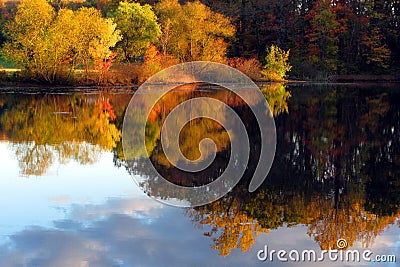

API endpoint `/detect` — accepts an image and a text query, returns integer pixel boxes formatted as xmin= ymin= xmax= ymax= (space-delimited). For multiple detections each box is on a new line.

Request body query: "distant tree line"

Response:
xmin=0 ymin=0 xmax=398 ymax=83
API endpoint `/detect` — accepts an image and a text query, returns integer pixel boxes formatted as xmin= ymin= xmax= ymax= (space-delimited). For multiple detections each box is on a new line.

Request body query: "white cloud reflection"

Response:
xmin=0 ymin=197 xmax=252 ymax=267
xmin=0 ymin=195 xmax=399 ymax=267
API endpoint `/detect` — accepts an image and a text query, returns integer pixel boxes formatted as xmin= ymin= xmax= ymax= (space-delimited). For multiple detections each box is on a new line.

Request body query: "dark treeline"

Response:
xmin=203 ymin=0 xmax=399 ymax=77
xmin=0 ymin=0 xmax=399 ymax=82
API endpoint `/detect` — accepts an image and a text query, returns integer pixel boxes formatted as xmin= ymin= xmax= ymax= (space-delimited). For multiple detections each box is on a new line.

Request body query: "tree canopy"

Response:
xmin=110 ymin=1 xmax=161 ymax=62
xmin=155 ymin=0 xmax=235 ymax=62
xmin=2 ymin=0 xmax=120 ymax=83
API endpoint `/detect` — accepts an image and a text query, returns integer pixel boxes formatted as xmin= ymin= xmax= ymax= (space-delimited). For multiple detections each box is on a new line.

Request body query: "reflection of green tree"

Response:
xmin=0 ymin=93 xmax=121 ymax=176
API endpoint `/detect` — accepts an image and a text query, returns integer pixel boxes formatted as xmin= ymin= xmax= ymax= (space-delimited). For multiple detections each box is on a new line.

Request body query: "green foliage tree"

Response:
xmin=261 ymin=45 xmax=291 ymax=81
xmin=73 ymin=7 xmax=121 ymax=78
xmin=110 ymin=1 xmax=161 ymax=62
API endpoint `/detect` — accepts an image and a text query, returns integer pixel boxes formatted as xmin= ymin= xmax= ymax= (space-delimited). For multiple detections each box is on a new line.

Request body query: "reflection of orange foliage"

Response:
xmin=99 ymin=97 xmax=116 ymax=120
xmin=190 ymin=189 xmax=400 ymax=256
xmin=306 ymin=196 xmax=399 ymax=250
xmin=190 ymin=198 xmax=269 ymax=257
xmin=147 ymin=84 xmax=248 ymax=123
xmin=148 ymin=104 xmax=161 ymax=123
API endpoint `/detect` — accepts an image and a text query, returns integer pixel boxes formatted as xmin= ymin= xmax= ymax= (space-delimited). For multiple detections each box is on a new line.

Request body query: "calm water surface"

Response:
xmin=0 ymin=84 xmax=399 ymax=266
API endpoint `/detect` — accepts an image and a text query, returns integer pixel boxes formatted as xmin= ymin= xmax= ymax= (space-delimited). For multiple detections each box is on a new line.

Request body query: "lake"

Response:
xmin=0 ymin=83 xmax=399 ymax=266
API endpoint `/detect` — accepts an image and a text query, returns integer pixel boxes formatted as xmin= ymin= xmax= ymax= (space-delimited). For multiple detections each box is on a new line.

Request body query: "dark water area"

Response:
xmin=0 ymin=83 xmax=398 ymax=266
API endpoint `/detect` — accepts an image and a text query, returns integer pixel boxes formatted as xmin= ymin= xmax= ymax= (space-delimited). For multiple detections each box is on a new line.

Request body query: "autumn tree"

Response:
xmin=2 ymin=0 xmax=56 ymax=81
xmin=73 ymin=7 xmax=121 ymax=79
xmin=305 ymin=0 xmax=339 ymax=74
xmin=1 ymin=0 xmax=120 ymax=83
xmin=261 ymin=45 xmax=291 ymax=81
xmin=228 ymin=57 xmax=262 ymax=81
xmin=155 ymin=0 xmax=235 ymax=62
xmin=110 ymin=1 xmax=161 ymax=62
xmin=361 ymin=26 xmax=391 ymax=70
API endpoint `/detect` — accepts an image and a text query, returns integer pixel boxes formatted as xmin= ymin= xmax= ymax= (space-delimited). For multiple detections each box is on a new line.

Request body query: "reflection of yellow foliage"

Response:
xmin=0 ymin=94 xmax=121 ymax=176
xmin=15 ymin=143 xmax=53 ymax=176
xmin=306 ymin=195 xmax=399 ymax=250
xmin=189 ymin=198 xmax=269 ymax=257
xmin=261 ymin=83 xmax=291 ymax=116
xmin=189 ymin=188 xmax=400 ymax=256
xmin=180 ymin=119 xmax=229 ymax=161
xmin=153 ymin=118 xmax=230 ymax=167
xmin=90 ymin=101 xmax=121 ymax=149
xmin=128 ymin=85 xmax=247 ymax=164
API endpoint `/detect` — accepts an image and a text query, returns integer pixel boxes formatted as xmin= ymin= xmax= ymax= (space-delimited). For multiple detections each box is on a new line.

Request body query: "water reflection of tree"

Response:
xmin=0 ymin=93 xmax=121 ymax=176
xmin=118 ymin=82 xmax=289 ymax=163
xmin=117 ymin=83 xmax=289 ymax=195
xmin=114 ymin=85 xmax=400 ymax=255
xmin=261 ymin=83 xmax=291 ymax=116
xmin=188 ymin=192 xmax=269 ymax=257
xmin=187 ymin=86 xmax=400 ymax=255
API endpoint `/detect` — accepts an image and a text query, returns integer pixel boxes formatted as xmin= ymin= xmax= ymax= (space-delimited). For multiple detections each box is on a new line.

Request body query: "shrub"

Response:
xmin=228 ymin=57 xmax=262 ymax=81
xmin=106 ymin=63 xmax=140 ymax=85
xmin=261 ymin=45 xmax=292 ymax=81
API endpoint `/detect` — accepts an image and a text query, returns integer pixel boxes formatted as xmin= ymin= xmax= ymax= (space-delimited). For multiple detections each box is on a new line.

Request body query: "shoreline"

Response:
xmin=1 ymin=74 xmax=400 ymax=92
xmin=0 ymin=80 xmax=399 ymax=92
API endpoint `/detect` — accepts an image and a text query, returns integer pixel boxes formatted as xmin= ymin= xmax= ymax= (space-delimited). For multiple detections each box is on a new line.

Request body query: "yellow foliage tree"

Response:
xmin=155 ymin=0 xmax=235 ymax=62
xmin=2 ymin=0 xmax=121 ymax=83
